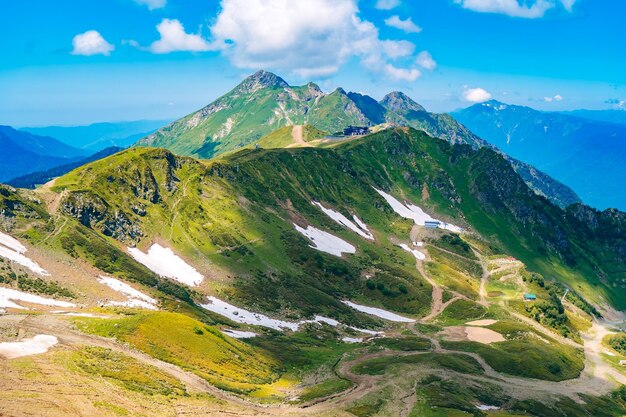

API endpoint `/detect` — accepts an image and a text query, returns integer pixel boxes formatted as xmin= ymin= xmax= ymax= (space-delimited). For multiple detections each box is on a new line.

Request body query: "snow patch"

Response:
xmin=373 ymin=188 xmax=463 ymax=233
xmin=342 ymin=337 xmax=363 ymax=343
xmin=0 ymin=287 xmax=76 ymax=310
xmin=201 ymin=296 xmax=300 ymax=331
xmin=0 ymin=232 xmax=49 ymax=276
xmin=312 ymin=201 xmax=374 ymax=240
xmin=0 ymin=232 xmax=27 ymax=254
xmin=342 ymin=300 xmax=415 ymax=323
xmin=222 ymin=329 xmax=257 ymax=339
xmin=399 ymin=243 xmax=426 ymax=261
xmin=200 ymin=296 xmax=382 ymax=336
xmin=476 ymin=404 xmax=501 ymax=411
xmin=98 ymin=276 xmax=157 ymax=310
xmin=128 ymin=244 xmax=204 ymax=286
xmin=293 ymin=224 xmax=356 ymax=257
xmin=0 ymin=335 xmax=58 ymax=359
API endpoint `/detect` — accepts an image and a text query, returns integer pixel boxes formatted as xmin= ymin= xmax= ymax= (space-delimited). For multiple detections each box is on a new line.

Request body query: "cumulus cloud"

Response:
xmin=453 ymin=0 xmax=555 ymax=18
xmin=544 ymin=94 xmax=563 ymax=102
xmin=149 ymin=19 xmax=218 ymax=53
xmin=375 ymin=0 xmax=401 ymax=10
xmin=134 ymin=0 xmax=166 ymax=10
xmin=71 ymin=30 xmax=114 ymax=56
xmin=416 ymin=51 xmax=436 ymax=70
xmin=210 ymin=0 xmax=421 ymax=80
xmin=463 ymin=87 xmax=492 ymax=103
xmin=384 ymin=64 xmax=420 ymax=81
xmin=384 ymin=15 xmax=422 ymax=33
xmin=381 ymin=40 xmax=415 ymax=59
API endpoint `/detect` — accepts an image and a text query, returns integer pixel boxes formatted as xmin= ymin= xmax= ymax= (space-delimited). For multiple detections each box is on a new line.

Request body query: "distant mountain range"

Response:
xmin=452 ymin=101 xmax=626 ymax=211
xmin=21 ymin=120 xmax=170 ymax=153
xmin=0 ymin=126 xmax=86 ymax=182
xmin=6 ymin=146 xmax=123 ymax=189
xmin=559 ymin=109 xmax=626 ymax=126
xmin=136 ymin=70 xmax=580 ymax=208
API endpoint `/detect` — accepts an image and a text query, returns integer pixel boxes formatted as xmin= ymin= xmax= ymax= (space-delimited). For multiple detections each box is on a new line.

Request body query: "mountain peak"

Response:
xmin=380 ymin=91 xmax=426 ymax=113
xmin=234 ymin=70 xmax=289 ymax=94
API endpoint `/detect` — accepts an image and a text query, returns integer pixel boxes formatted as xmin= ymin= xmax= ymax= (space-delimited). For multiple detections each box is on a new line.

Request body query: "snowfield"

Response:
xmin=342 ymin=300 xmax=415 ymax=323
xmin=200 ymin=296 xmax=382 ymax=336
xmin=222 ymin=329 xmax=258 ymax=339
xmin=0 ymin=232 xmax=49 ymax=276
xmin=0 ymin=335 xmax=58 ymax=359
xmin=98 ymin=276 xmax=157 ymax=310
xmin=399 ymin=243 xmax=426 ymax=261
xmin=0 ymin=287 xmax=76 ymax=310
xmin=293 ymin=224 xmax=356 ymax=257
xmin=128 ymin=244 xmax=204 ymax=286
xmin=373 ymin=188 xmax=463 ymax=233
xmin=342 ymin=337 xmax=363 ymax=343
xmin=312 ymin=201 xmax=374 ymax=240
xmin=201 ymin=296 xmax=300 ymax=331
xmin=0 ymin=232 xmax=27 ymax=253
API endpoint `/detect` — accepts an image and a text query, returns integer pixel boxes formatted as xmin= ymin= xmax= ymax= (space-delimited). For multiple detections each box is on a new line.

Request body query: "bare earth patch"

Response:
xmin=440 ymin=326 xmax=505 ymax=344
xmin=466 ymin=319 xmax=498 ymax=327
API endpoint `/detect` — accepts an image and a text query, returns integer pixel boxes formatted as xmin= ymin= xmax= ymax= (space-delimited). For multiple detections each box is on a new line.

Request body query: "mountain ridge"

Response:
xmin=452 ymin=100 xmax=626 ymax=210
xmin=135 ymin=70 xmax=580 ymax=208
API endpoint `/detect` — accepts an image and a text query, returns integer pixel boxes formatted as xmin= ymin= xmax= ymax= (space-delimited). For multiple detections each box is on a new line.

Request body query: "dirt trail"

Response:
xmin=6 ymin=315 xmax=276 ymax=414
xmin=292 ymin=125 xmax=305 ymax=145
xmin=473 ymin=248 xmax=489 ymax=306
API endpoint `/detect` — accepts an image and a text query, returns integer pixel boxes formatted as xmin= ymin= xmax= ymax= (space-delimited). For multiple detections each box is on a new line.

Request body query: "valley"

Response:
xmin=1 ymin=126 xmax=625 ymax=416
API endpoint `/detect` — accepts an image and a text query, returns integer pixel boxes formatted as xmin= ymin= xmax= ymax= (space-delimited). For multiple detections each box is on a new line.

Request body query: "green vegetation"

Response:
xmin=437 ymin=299 xmax=489 ymax=325
xmin=372 ymin=336 xmax=431 ymax=351
xmin=442 ymin=321 xmax=584 ymax=381
xmin=607 ymin=333 xmax=626 ymax=356
xmin=74 ymin=312 xmax=280 ymax=393
xmin=352 ymin=353 xmax=484 ymax=376
xmin=0 ymin=266 xmax=75 ymax=298
xmin=298 ymin=377 xmax=353 ymax=402
xmin=71 ymin=347 xmax=187 ymax=396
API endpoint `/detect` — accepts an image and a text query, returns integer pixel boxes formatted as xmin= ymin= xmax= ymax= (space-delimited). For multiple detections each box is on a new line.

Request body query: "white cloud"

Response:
xmin=384 ymin=15 xmax=422 ymax=33
xmin=381 ymin=40 xmax=415 ymax=59
xmin=544 ymin=94 xmax=563 ymax=102
xmin=416 ymin=50 xmax=436 ymax=70
xmin=454 ymin=0 xmax=555 ymax=18
xmin=134 ymin=0 xmax=166 ymax=10
xmin=463 ymin=87 xmax=492 ymax=103
xmin=210 ymin=0 xmax=421 ymax=80
xmin=384 ymin=64 xmax=420 ymax=81
xmin=149 ymin=19 xmax=218 ymax=54
xmin=375 ymin=0 xmax=401 ymax=10
xmin=71 ymin=30 xmax=114 ymax=56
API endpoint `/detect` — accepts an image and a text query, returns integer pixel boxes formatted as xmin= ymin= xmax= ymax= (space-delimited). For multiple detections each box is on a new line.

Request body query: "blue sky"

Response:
xmin=1 ymin=0 xmax=625 ymax=126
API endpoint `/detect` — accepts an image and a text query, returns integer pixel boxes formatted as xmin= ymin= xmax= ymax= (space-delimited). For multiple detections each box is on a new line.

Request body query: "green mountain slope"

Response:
xmin=2 ymin=126 xmax=625 ymax=416
xmin=135 ymin=71 xmax=579 ymax=208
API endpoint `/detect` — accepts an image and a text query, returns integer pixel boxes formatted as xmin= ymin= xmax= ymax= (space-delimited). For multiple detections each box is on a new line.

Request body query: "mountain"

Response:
xmin=135 ymin=71 xmax=579 ymax=208
xmin=1 ymin=127 xmax=625 ymax=416
xmin=6 ymin=146 xmax=123 ymax=189
xmin=452 ymin=100 xmax=626 ymax=210
xmin=21 ymin=120 xmax=171 ymax=153
xmin=0 ymin=125 xmax=86 ymax=182
xmin=560 ymin=109 xmax=626 ymax=125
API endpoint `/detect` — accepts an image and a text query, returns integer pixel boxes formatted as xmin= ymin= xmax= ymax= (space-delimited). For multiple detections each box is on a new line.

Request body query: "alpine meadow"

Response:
xmin=1 ymin=1 xmax=625 ymax=417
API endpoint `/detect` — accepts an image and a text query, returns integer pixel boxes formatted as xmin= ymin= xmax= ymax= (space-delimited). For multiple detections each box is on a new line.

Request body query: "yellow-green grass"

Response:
xmin=74 ymin=311 xmax=280 ymax=394
xmin=70 ymin=346 xmax=187 ymax=396
xmin=298 ymin=377 xmax=353 ymax=402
